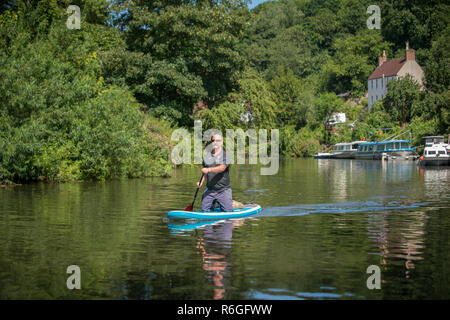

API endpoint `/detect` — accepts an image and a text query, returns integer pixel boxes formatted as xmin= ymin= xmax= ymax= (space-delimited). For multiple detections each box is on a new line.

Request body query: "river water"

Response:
xmin=0 ymin=158 xmax=449 ymax=299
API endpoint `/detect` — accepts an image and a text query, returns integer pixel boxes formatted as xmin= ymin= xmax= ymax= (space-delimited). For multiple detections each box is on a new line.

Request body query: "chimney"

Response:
xmin=406 ymin=41 xmax=415 ymax=61
xmin=378 ymin=50 xmax=387 ymax=66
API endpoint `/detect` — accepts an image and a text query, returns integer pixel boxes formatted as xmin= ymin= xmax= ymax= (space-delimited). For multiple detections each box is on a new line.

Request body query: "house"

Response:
xmin=368 ymin=42 xmax=424 ymax=108
xmin=326 ymin=112 xmax=346 ymax=125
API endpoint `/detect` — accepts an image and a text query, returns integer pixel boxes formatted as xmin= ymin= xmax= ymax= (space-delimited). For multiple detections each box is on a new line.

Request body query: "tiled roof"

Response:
xmin=368 ymin=57 xmax=405 ymax=80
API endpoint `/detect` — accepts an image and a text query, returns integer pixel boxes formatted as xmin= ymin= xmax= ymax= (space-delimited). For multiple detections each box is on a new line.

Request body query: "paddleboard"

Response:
xmin=167 ymin=204 xmax=262 ymax=219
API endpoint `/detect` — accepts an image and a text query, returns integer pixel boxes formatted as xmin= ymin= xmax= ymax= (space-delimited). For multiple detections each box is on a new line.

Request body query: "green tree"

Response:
xmin=195 ymin=68 xmax=277 ymax=131
xmin=244 ymin=0 xmax=326 ymax=80
xmin=320 ymin=30 xmax=392 ymax=96
xmin=0 ymin=1 xmax=173 ymax=183
xmin=116 ymin=1 xmax=249 ymax=126
xmin=269 ymin=67 xmax=314 ymax=129
xmin=382 ymin=75 xmax=422 ymax=125
xmin=424 ymin=26 xmax=450 ymax=94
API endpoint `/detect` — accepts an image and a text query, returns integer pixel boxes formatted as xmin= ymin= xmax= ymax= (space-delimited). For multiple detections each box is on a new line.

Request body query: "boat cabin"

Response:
xmin=424 ymin=136 xmax=445 ymax=147
xmin=357 ymin=140 xmax=412 ymax=152
xmin=333 ymin=141 xmax=365 ymax=152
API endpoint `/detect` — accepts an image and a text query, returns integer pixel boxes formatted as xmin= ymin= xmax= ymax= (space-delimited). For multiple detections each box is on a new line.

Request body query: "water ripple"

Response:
xmin=260 ymin=200 xmax=431 ymax=217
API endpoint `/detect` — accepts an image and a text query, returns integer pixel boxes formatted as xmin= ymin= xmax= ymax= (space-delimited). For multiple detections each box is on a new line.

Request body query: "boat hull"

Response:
xmin=355 ymin=150 xmax=417 ymax=160
xmin=333 ymin=151 xmax=356 ymax=159
xmin=419 ymin=157 xmax=450 ymax=166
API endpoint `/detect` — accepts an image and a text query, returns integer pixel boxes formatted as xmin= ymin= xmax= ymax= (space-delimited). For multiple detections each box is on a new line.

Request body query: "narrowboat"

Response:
xmin=355 ymin=140 xmax=417 ymax=160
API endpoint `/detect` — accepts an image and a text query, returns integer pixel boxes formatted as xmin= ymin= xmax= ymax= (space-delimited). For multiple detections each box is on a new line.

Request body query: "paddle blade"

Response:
xmin=184 ymin=205 xmax=193 ymax=211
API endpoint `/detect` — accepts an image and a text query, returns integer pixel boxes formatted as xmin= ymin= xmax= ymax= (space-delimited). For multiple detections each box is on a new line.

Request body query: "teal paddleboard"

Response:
xmin=167 ymin=204 xmax=262 ymax=219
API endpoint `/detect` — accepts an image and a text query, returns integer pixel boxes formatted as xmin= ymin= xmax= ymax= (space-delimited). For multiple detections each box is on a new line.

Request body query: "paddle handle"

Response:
xmin=191 ymin=174 xmax=204 ymax=207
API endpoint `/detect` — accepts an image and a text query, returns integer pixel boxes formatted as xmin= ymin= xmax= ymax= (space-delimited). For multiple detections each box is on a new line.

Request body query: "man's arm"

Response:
xmin=202 ymin=164 xmax=227 ymax=174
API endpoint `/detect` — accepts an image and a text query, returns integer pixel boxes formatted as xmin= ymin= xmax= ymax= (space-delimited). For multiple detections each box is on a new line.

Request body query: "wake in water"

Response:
xmin=260 ymin=199 xmax=431 ymax=217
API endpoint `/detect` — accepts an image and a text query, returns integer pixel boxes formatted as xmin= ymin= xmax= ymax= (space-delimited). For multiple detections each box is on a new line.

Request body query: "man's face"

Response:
xmin=211 ymin=135 xmax=223 ymax=150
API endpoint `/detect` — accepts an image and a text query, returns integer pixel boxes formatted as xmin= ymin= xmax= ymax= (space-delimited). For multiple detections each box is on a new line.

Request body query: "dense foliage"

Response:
xmin=0 ymin=0 xmax=172 ymax=183
xmin=1 ymin=0 xmax=449 ymax=183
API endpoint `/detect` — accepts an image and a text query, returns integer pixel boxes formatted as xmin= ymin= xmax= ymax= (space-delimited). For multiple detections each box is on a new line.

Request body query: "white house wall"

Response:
xmin=368 ymin=76 xmax=397 ymax=108
xmin=397 ymin=60 xmax=425 ymax=87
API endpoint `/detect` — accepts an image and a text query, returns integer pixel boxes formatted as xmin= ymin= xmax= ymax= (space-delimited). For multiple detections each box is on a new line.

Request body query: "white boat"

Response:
xmin=314 ymin=152 xmax=334 ymax=159
xmin=419 ymin=136 xmax=450 ymax=166
xmin=423 ymin=136 xmax=446 ymax=147
xmin=332 ymin=141 xmax=365 ymax=159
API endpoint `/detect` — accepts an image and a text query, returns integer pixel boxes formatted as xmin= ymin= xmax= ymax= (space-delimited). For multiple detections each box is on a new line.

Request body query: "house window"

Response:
xmin=376 ymin=79 xmax=377 ymax=89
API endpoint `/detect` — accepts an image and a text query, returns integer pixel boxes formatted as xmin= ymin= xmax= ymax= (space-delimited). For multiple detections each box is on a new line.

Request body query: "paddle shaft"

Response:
xmin=188 ymin=174 xmax=204 ymax=210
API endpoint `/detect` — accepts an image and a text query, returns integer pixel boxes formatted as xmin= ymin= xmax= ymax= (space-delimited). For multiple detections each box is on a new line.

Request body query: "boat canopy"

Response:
xmin=358 ymin=140 xmax=410 ymax=146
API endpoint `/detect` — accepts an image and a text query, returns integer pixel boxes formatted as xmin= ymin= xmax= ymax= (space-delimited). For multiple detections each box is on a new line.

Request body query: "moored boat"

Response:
xmin=355 ymin=140 xmax=417 ymax=160
xmin=332 ymin=141 xmax=365 ymax=159
xmin=419 ymin=136 xmax=450 ymax=166
xmin=313 ymin=152 xmax=334 ymax=159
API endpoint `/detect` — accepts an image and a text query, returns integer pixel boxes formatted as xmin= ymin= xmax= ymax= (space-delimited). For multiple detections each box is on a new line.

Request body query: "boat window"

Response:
xmin=428 ymin=151 xmax=436 ymax=155
xmin=377 ymin=144 xmax=385 ymax=151
xmin=387 ymin=143 xmax=394 ymax=149
xmin=401 ymin=142 xmax=410 ymax=149
xmin=438 ymin=151 xmax=445 ymax=155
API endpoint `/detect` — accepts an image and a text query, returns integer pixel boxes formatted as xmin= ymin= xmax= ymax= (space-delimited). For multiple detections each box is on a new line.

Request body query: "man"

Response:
xmin=197 ymin=134 xmax=233 ymax=212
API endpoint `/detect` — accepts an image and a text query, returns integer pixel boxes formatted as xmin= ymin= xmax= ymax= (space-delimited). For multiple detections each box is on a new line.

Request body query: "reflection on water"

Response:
xmin=169 ymin=219 xmax=244 ymax=300
xmin=367 ymin=211 xmax=426 ymax=279
xmin=0 ymin=159 xmax=449 ymax=299
xmin=419 ymin=167 xmax=450 ymax=200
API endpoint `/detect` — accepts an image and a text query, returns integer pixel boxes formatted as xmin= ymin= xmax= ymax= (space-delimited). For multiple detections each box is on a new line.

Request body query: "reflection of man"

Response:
xmin=196 ymin=220 xmax=244 ymax=300
xmin=197 ymin=134 xmax=233 ymax=212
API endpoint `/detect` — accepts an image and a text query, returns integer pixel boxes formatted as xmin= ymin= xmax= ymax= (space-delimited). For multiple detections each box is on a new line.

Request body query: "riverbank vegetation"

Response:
xmin=1 ymin=0 xmax=449 ymax=183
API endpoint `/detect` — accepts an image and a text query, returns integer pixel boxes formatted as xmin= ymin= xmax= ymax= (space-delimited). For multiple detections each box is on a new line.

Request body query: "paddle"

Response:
xmin=185 ymin=174 xmax=204 ymax=211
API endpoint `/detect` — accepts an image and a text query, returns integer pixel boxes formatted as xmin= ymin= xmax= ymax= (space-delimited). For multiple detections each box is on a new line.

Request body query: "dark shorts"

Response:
xmin=201 ymin=188 xmax=233 ymax=212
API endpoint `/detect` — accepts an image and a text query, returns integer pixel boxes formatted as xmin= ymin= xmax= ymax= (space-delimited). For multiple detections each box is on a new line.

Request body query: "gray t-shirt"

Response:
xmin=203 ymin=150 xmax=231 ymax=192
